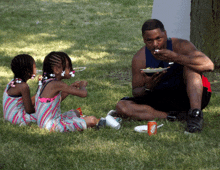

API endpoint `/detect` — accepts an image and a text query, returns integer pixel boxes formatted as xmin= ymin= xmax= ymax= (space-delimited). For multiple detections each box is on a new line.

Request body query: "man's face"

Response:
xmin=143 ymin=28 xmax=167 ymax=55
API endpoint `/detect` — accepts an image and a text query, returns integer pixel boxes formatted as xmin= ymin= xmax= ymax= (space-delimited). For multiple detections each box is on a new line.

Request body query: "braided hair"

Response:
xmin=60 ymin=52 xmax=73 ymax=71
xmin=11 ymin=54 xmax=35 ymax=82
xmin=42 ymin=51 xmax=67 ymax=80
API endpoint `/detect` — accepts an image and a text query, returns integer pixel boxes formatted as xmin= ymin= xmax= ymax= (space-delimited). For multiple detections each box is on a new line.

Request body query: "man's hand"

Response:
xmin=153 ymin=49 xmax=178 ymax=62
xmin=141 ymin=70 xmax=167 ymax=90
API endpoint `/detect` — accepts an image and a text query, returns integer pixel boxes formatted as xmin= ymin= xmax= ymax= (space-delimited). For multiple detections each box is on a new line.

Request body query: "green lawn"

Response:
xmin=0 ymin=0 xmax=220 ymax=169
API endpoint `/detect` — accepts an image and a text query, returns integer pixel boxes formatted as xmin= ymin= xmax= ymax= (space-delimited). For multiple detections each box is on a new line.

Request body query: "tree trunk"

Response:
xmin=191 ymin=0 xmax=220 ymax=68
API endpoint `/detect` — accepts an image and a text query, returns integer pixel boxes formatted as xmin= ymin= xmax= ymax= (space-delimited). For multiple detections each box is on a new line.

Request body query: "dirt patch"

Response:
xmin=108 ymin=70 xmax=132 ymax=82
xmin=211 ymin=81 xmax=220 ymax=92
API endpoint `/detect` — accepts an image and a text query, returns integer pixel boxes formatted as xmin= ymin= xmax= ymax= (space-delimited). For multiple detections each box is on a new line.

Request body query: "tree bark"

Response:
xmin=191 ymin=0 xmax=220 ymax=68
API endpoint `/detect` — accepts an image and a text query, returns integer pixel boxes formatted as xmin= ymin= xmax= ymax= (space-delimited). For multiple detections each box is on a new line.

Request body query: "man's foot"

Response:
xmin=167 ymin=111 xmax=188 ymax=121
xmin=167 ymin=111 xmax=178 ymax=121
xmin=186 ymin=109 xmax=203 ymax=133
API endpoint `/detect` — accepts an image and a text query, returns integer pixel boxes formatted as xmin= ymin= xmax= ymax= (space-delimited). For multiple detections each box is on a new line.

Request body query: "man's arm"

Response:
xmin=154 ymin=38 xmax=214 ymax=73
xmin=132 ymin=55 xmax=148 ymax=98
xmin=173 ymin=38 xmax=214 ymax=72
xmin=132 ymin=47 xmax=167 ymax=98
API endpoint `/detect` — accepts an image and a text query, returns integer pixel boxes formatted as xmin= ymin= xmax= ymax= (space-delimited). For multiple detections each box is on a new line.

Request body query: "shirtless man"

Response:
xmin=116 ymin=19 xmax=214 ymax=133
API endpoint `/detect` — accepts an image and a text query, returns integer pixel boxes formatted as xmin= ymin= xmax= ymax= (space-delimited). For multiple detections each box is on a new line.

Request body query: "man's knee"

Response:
xmin=183 ymin=67 xmax=202 ymax=86
xmin=116 ymin=100 xmax=130 ymax=115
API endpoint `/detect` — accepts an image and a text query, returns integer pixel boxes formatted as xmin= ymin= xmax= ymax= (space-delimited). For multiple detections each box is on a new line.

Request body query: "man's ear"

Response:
xmin=164 ymin=30 xmax=167 ymax=37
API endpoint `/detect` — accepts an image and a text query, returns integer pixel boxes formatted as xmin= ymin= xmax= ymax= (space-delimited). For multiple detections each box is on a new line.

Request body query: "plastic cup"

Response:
xmin=106 ymin=115 xmax=120 ymax=130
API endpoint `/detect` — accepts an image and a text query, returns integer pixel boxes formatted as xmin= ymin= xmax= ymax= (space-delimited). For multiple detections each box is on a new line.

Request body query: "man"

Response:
xmin=116 ymin=19 xmax=214 ymax=133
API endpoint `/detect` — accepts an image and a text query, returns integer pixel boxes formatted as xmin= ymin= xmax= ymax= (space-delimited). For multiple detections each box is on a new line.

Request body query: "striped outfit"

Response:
xmin=3 ymin=80 xmax=37 ymax=125
xmin=35 ymin=79 xmax=87 ymax=132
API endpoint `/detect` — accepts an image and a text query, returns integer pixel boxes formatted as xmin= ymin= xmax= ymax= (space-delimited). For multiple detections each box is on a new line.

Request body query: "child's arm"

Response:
xmin=61 ymin=81 xmax=81 ymax=101
xmin=20 ymin=83 xmax=35 ymax=114
xmin=61 ymin=92 xmax=69 ymax=101
xmin=56 ymin=81 xmax=88 ymax=98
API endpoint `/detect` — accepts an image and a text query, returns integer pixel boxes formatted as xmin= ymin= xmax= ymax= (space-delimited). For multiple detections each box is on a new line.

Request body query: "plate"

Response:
xmin=134 ymin=125 xmax=148 ymax=133
xmin=141 ymin=67 xmax=168 ymax=73
xmin=73 ymin=67 xmax=86 ymax=72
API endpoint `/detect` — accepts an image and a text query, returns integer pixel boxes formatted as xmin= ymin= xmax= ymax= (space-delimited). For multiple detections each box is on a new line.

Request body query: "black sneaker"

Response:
xmin=186 ymin=109 xmax=203 ymax=133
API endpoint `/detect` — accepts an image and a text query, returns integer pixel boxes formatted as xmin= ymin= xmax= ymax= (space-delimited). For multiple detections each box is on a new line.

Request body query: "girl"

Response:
xmin=3 ymin=54 xmax=37 ymax=125
xmin=35 ymin=51 xmax=99 ymax=132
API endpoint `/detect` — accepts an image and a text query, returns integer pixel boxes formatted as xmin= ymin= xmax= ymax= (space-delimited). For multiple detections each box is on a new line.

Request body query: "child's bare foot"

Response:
xmin=83 ymin=116 xmax=98 ymax=128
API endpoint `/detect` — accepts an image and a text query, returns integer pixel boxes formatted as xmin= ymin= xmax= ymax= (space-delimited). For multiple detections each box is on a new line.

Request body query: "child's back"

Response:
xmin=3 ymin=54 xmax=37 ymax=125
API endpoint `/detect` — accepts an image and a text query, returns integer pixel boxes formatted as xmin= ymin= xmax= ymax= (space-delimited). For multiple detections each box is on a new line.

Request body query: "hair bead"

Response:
xmin=69 ymin=71 xmax=75 ymax=77
xmin=49 ymin=74 xmax=55 ymax=77
xmin=61 ymin=71 xmax=65 ymax=77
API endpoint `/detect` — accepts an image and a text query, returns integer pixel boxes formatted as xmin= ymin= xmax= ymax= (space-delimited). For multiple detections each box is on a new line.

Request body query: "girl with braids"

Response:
xmin=3 ymin=54 xmax=37 ymax=125
xmin=35 ymin=51 xmax=99 ymax=132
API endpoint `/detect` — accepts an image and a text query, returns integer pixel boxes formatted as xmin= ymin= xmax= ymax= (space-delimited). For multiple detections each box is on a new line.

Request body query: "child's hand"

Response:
xmin=70 ymin=81 xmax=81 ymax=88
xmin=79 ymin=81 xmax=88 ymax=87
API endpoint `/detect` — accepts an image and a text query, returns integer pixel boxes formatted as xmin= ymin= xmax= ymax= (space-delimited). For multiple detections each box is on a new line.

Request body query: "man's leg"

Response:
xmin=183 ymin=67 xmax=204 ymax=133
xmin=183 ymin=67 xmax=203 ymax=109
xmin=116 ymin=100 xmax=168 ymax=120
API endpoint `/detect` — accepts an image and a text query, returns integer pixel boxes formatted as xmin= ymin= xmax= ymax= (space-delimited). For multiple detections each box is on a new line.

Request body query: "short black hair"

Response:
xmin=142 ymin=19 xmax=165 ymax=35
xmin=11 ymin=54 xmax=35 ymax=82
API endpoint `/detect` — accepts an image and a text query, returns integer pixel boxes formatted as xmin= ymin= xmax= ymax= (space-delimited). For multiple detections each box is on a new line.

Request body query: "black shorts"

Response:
xmin=121 ymin=87 xmax=211 ymax=112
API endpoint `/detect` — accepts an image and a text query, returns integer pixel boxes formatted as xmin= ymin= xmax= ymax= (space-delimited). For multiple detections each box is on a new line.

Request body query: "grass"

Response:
xmin=0 ymin=0 xmax=220 ymax=169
